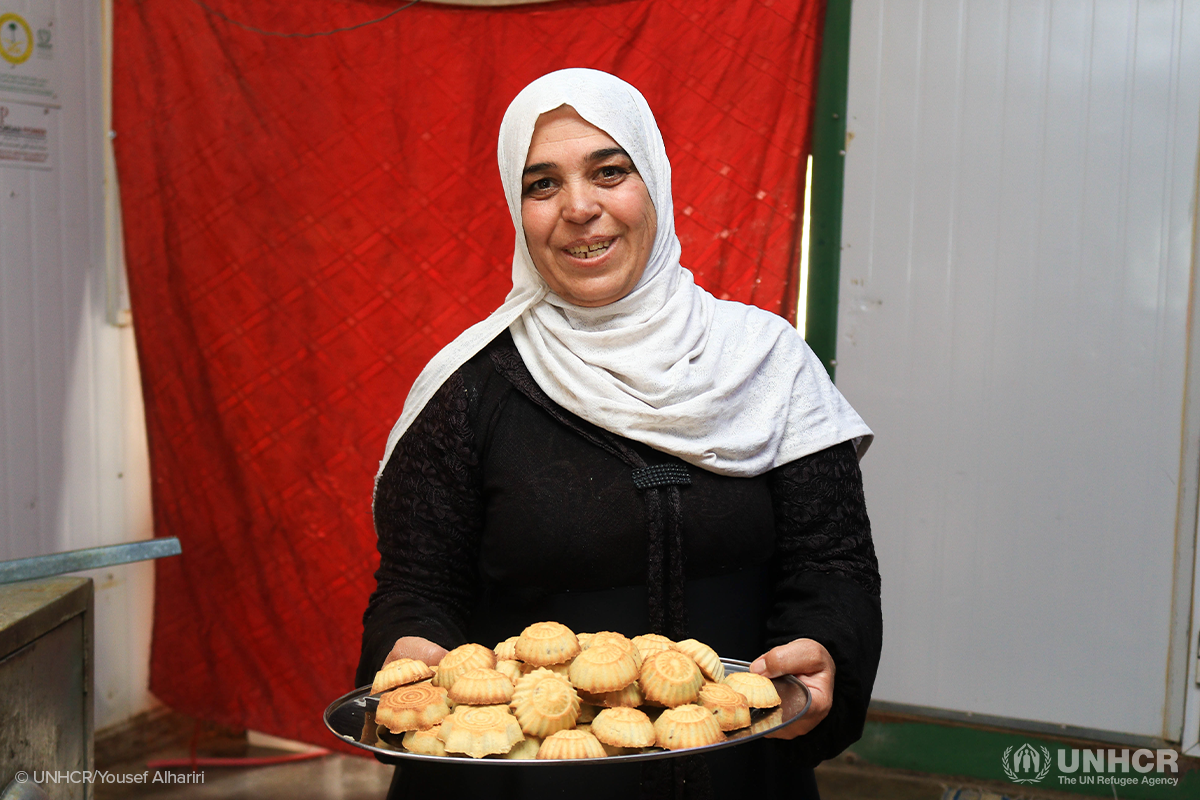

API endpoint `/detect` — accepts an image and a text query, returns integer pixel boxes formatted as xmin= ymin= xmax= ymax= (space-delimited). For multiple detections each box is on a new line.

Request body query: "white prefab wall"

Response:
xmin=0 ymin=0 xmax=155 ymax=730
xmin=839 ymin=0 xmax=1200 ymax=740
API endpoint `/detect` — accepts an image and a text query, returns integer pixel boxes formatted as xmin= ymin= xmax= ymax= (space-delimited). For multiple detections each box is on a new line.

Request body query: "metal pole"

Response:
xmin=0 ymin=538 xmax=182 ymax=584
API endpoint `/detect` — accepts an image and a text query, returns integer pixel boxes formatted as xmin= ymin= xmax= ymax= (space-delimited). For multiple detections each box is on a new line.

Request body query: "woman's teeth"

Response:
xmin=567 ymin=241 xmax=612 ymax=259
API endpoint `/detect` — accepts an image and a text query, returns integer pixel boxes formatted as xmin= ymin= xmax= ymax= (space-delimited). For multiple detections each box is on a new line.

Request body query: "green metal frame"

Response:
xmin=804 ymin=0 xmax=853 ymax=380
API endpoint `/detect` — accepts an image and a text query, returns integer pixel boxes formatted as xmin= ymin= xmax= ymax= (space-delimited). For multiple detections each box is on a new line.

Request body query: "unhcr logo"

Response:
xmin=1000 ymin=743 xmax=1181 ymax=789
xmin=1002 ymin=743 xmax=1051 ymax=784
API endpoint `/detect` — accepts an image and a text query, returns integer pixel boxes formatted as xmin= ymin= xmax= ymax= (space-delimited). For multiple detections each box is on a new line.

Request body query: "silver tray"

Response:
xmin=324 ymin=658 xmax=810 ymax=764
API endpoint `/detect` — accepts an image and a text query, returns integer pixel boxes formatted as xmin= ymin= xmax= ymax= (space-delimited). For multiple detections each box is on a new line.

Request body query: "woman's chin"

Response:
xmin=552 ymin=278 xmax=637 ymax=308
xmin=540 ymin=260 xmax=646 ymax=308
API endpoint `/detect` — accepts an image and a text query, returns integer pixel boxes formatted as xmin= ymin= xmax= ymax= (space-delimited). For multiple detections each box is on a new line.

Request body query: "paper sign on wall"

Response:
xmin=1 ymin=10 xmax=56 ymax=97
xmin=0 ymin=99 xmax=54 ymax=170
xmin=1 ymin=9 xmax=57 ymax=170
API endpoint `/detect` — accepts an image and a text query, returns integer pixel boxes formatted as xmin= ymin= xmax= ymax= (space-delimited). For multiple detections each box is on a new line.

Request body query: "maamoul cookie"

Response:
xmin=631 ymin=633 xmax=674 ymax=656
xmin=698 ymin=682 xmax=751 ymax=731
xmin=372 ymin=658 xmax=435 ymax=694
xmin=511 ymin=668 xmax=581 ymax=737
xmin=590 ymin=707 xmax=656 ymax=749
xmin=568 ymin=643 xmax=639 ymax=693
xmin=747 ymin=707 xmax=785 ymax=735
xmin=515 ymin=621 xmax=580 ymax=666
xmin=585 ymin=631 xmax=644 ymax=669
xmin=447 ymin=667 xmax=515 ymax=706
xmin=495 ymin=659 xmax=523 ymax=685
xmin=375 ymin=683 xmax=451 ymax=733
xmin=402 ymin=725 xmax=447 ymax=756
xmin=723 ymin=672 xmax=781 ymax=708
xmin=494 ymin=636 xmax=518 ymax=661
xmin=674 ymin=639 xmax=725 ymax=682
xmin=432 ymin=643 xmax=496 ymax=690
xmin=503 ymin=736 xmax=541 ymax=760
xmin=653 ymin=704 xmax=724 ymax=750
xmin=579 ymin=681 xmax=645 ymax=708
xmin=521 ymin=660 xmax=571 ymax=677
xmin=536 ymin=729 xmax=607 ymax=760
xmin=437 ymin=704 xmax=524 ymax=758
xmin=639 ymin=649 xmax=703 ymax=707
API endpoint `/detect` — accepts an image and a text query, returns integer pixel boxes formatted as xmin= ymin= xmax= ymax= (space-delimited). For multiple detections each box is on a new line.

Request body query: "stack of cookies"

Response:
xmin=368 ymin=622 xmax=784 ymax=760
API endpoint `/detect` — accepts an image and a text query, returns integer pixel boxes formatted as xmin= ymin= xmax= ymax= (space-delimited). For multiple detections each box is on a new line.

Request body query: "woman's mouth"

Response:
xmin=565 ymin=239 xmax=614 ymax=260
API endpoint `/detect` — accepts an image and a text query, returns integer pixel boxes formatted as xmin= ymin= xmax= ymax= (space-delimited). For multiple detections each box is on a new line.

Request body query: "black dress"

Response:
xmin=357 ymin=331 xmax=882 ymax=799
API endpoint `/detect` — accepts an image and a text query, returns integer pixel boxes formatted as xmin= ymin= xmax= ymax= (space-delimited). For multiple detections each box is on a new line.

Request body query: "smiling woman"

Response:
xmin=359 ymin=69 xmax=880 ymax=800
xmin=518 ymin=107 xmax=658 ymax=308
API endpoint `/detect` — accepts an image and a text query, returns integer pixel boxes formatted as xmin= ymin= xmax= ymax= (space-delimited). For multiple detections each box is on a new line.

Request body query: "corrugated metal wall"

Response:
xmin=0 ymin=0 xmax=155 ymax=730
xmin=839 ymin=0 xmax=1200 ymax=739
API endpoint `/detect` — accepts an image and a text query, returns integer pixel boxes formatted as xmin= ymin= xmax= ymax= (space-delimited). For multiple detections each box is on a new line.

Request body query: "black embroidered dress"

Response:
xmin=357 ymin=332 xmax=882 ymax=799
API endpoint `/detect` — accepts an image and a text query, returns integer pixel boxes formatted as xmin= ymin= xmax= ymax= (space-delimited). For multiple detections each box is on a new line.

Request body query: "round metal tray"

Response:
xmin=324 ymin=658 xmax=810 ymax=764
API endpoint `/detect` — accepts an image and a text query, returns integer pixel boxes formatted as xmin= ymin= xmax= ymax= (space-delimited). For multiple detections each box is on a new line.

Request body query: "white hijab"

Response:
xmin=377 ymin=68 xmax=871 ymax=483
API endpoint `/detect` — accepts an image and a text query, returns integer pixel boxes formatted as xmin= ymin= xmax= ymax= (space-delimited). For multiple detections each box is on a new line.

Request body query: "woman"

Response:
xmin=357 ymin=68 xmax=881 ymax=799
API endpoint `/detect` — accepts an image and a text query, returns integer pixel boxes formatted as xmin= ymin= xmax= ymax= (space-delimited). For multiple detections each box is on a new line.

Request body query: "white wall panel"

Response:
xmin=840 ymin=0 xmax=1200 ymax=739
xmin=0 ymin=0 xmax=155 ymax=730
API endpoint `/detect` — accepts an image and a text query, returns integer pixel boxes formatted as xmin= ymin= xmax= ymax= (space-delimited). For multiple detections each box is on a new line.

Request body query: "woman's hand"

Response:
xmin=383 ymin=636 xmax=448 ymax=668
xmin=749 ymin=638 xmax=835 ymax=739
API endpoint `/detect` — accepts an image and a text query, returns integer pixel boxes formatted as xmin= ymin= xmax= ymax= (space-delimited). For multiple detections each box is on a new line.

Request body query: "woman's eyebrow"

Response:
xmin=521 ymin=148 xmax=632 ymax=178
xmin=590 ymin=147 xmax=630 ymax=162
xmin=522 ymin=161 xmax=554 ymax=177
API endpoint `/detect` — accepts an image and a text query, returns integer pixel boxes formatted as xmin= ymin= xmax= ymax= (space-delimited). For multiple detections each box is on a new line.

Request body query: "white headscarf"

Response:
xmin=377 ymin=68 xmax=871 ymax=483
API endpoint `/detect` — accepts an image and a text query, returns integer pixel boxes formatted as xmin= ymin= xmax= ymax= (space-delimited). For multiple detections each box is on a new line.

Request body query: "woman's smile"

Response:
xmin=564 ymin=237 xmax=615 ymax=260
xmin=520 ymin=105 xmax=657 ymax=307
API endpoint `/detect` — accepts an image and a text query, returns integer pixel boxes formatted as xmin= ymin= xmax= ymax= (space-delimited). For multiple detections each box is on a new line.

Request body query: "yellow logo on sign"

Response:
xmin=1 ymin=13 xmax=33 ymax=65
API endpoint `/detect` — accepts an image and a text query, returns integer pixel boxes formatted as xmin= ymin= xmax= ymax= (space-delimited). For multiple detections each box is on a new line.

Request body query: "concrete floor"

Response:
xmin=89 ymin=735 xmax=1082 ymax=800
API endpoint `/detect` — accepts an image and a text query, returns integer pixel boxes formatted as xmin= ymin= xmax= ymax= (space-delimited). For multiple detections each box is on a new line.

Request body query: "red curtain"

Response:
xmin=113 ymin=0 xmax=825 ymax=745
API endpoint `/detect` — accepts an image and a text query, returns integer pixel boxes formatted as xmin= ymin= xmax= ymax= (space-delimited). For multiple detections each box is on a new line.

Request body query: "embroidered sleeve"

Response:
xmin=355 ymin=371 xmax=484 ymax=687
xmin=769 ymin=440 xmax=880 ymax=597
xmin=766 ymin=441 xmax=883 ymax=765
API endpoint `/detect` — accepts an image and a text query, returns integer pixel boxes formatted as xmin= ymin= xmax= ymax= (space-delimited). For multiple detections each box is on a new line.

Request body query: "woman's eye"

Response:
xmin=597 ymin=165 xmax=629 ymax=182
xmin=523 ymin=178 xmax=555 ymax=197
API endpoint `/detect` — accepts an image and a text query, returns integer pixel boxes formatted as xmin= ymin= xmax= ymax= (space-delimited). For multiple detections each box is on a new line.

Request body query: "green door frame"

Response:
xmin=804 ymin=0 xmax=852 ymax=381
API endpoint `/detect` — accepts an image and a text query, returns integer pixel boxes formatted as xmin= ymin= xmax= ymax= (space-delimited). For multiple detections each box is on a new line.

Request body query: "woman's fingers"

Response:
xmin=383 ymin=636 xmax=448 ymax=668
xmin=749 ymin=638 xmax=836 ymax=740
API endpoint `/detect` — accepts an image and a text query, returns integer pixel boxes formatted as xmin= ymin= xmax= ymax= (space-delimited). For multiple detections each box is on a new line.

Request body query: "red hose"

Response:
xmin=145 ymin=750 xmax=331 ymax=769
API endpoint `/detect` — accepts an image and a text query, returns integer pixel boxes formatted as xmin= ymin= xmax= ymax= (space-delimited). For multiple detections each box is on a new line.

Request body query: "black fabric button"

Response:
xmin=631 ymin=463 xmax=692 ymax=489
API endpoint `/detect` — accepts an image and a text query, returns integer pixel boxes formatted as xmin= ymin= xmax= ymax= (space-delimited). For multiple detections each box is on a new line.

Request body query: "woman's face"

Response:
xmin=520 ymin=106 xmax=657 ymax=307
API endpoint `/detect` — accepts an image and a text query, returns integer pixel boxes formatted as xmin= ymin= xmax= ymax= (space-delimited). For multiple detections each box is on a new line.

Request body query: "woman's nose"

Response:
xmin=560 ymin=182 xmax=601 ymax=224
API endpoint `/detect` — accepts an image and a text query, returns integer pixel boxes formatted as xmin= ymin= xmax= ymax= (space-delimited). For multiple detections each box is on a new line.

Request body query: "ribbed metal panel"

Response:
xmin=0 ymin=0 xmax=155 ymax=731
xmin=840 ymin=0 xmax=1200 ymax=738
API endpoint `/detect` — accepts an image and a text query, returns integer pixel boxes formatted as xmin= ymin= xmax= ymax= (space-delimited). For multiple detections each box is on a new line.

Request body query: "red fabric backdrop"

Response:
xmin=113 ymin=0 xmax=825 ymax=744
